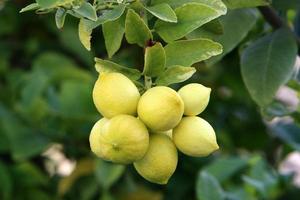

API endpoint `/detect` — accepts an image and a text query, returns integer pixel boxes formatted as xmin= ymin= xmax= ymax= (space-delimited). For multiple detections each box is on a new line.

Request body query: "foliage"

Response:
xmin=0 ymin=0 xmax=300 ymax=199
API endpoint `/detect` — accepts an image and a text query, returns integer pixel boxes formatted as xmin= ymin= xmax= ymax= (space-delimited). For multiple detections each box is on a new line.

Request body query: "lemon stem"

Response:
xmin=144 ymin=75 xmax=152 ymax=89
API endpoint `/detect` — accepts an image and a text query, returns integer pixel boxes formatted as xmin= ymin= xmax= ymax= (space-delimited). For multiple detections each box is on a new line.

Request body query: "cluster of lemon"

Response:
xmin=89 ymin=72 xmax=219 ymax=184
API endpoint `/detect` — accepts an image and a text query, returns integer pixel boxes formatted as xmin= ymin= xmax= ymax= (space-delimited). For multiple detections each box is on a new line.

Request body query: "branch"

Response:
xmin=258 ymin=6 xmax=300 ymax=54
xmin=258 ymin=6 xmax=284 ymax=29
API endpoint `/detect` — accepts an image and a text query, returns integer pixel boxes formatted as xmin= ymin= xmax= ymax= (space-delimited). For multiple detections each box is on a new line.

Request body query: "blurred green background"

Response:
xmin=1 ymin=0 xmax=300 ymax=200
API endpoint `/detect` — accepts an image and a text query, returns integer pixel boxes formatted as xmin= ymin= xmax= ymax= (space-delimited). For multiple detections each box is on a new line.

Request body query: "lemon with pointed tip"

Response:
xmin=138 ymin=86 xmax=184 ymax=131
xmin=178 ymin=83 xmax=211 ymax=116
xmin=89 ymin=118 xmax=109 ymax=157
xmin=173 ymin=116 xmax=219 ymax=157
xmin=134 ymin=134 xmax=178 ymax=184
xmin=93 ymin=73 xmax=140 ymax=118
xmin=98 ymin=115 xmax=149 ymax=164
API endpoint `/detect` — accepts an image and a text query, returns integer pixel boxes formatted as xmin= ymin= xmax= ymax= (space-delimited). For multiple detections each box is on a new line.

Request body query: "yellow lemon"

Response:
xmin=137 ymin=86 xmax=184 ymax=131
xmin=134 ymin=134 xmax=178 ymax=184
xmin=98 ymin=115 xmax=149 ymax=164
xmin=173 ymin=116 xmax=219 ymax=157
xmin=93 ymin=73 xmax=140 ymax=118
xmin=89 ymin=118 xmax=109 ymax=157
xmin=178 ymin=83 xmax=211 ymax=116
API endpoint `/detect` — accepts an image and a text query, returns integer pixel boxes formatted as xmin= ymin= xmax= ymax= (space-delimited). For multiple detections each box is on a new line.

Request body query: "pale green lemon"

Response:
xmin=153 ymin=130 xmax=173 ymax=139
xmin=173 ymin=116 xmax=219 ymax=157
xmin=134 ymin=134 xmax=178 ymax=184
xmin=137 ymin=86 xmax=184 ymax=131
xmin=178 ymin=83 xmax=211 ymax=116
xmin=93 ymin=73 xmax=140 ymax=118
xmin=98 ymin=115 xmax=149 ymax=164
xmin=89 ymin=118 xmax=109 ymax=157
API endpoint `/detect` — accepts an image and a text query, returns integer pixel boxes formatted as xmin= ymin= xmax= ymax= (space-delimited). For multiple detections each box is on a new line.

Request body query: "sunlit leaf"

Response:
xmin=143 ymin=42 xmax=166 ymax=77
xmin=156 ymin=65 xmax=196 ymax=86
xmin=78 ymin=19 xmax=92 ymax=51
xmin=95 ymin=58 xmax=142 ymax=80
xmin=125 ymin=9 xmax=153 ymax=47
xmin=164 ymin=39 xmax=222 ymax=67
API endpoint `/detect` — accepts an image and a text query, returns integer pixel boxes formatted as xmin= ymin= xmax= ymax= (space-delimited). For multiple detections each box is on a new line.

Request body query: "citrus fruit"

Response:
xmin=134 ymin=134 xmax=178 ymax=184
xmin=173 ymin=116 xmax=219 ymax=157
xmin=178 ymin=83 xmax=211 ymax=116
xmin=97 ymin=115 xmax=149 ymax=164
xmin=137 ymin=86 xmax=184 ymax=131
xmin=93 ymin=73 xmax=140 ymax=118
xmin=89 ymin=118 xmax=109 ymax=157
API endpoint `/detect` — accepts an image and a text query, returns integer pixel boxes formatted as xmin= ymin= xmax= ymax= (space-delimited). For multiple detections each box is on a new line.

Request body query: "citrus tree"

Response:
xmin=0 ymin=0 xmax=300 ymax=199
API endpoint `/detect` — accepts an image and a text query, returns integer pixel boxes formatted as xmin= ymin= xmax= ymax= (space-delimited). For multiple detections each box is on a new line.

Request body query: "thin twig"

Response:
xmin=258 ymin=6 xmax=285 ymax=29
xmin=258 ymin=6 xmax=300 ymax=54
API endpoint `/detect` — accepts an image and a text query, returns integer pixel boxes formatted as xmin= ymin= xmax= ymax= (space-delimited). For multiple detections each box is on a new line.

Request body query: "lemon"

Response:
xmin=138 ymin=86 xmax=184 ymax=131
xmin=178 ymin=83 xmax=211 ymax=116
xmin=93 ymin=73 xmax=140 ymax=118
xmin=98 ymin=115 xmax=149 ymax=164
xmin=134 ymin=134 xmax=178 ymax=184
xmin=173 ymin=116 xmax=219 ymax=157
xmin=89 ymin=118 xmax=109 ymax=157
xmin=153 ymin=130 xmax=173 ymax=139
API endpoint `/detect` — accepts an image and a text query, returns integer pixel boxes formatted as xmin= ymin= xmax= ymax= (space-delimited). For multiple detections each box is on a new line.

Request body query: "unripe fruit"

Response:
xmin=93 ymin=73 xmax=140 ymax=118
xmin=96 ymin=115 xmax=149 ymax=164
xmin=153 ymin=130 xmax=173 ymax=139
xmin=173 ymin=116 xmax=219 ymax=157
xmin=134 ymin=134 xmax=178 ymax=184
xmin=138 ymin=86 xmax=184 ymax=131
xmin=89 ymin=118 xmax=109 ymax=157
xmin=178 ymin=83 xmax=211 ymax=116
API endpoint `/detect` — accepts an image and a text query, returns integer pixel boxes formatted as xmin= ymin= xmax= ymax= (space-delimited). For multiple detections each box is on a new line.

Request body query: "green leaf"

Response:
xmin=95 ymin=160 xmax=125 ymax=190
xmin=270 ymin=121 xmax=300 ymax=150
xmin=242 ymin=158 xmax=279 ymax=199
xmin=156 ymin=65 xmax=196 ymax=86
xmin=55 ymin=8 xmax=67 ymax=29
xmin=84 ymin=4 xmax=126 ymax=30
xmin=164 ymin=39 xmax=222 ymax=67
xmin=125 ymin=9 xmax=153 ymax=47
xmin=95 ymin=58 xmax=142 ymax=80
xmin=273 ymin=0 xmax=300 ymax=10
xmin=20 ymin=3 xmax=40 ymax=13
xmin=73 ymin=2 xmax=97 ymax=21
xmin=222 ymin=0 xmax=270 ymax=9
xmin=101 ymin=192 xmax=115 ymax=200
xmin=58 ymin=25 xmax=94 ymax=66
xmin=0 ymin=126 xmax=9 ymax=153
xmin=196 ymin=171 xmax=225 ymax=200
xmin=78 ymin=19 xmax=92 ymax=51
xmin=145 ymin=3 xmax=177 ymax=23
xmin=207 ymin=9 xmax=258 ymax=65
xmin=143 ymin=43 xmax=166 ymax=77
xmin=36 ymin=0 xmax=59 ymax=8
xmin=241 ymin=28 xmax=298 ymax=107
xmin=200 ymin=9 xmax=258 ymax=65
xmin=59 ymin=80 xmax=96 ymax=119
xmin=13 ymin=162 xmax=48 ymax=186
xmin=261 ymin=101 xmax=292 ymax=120
xmin=103 ymin=15 xmax=125 ymax=58
xmin=133 ymin=80 xmax=146 ymax=94
xmin=198 ymin=19 xmax=224 ymax=35
xmin=204 ymin=157 xmax=248 ymax=182
xmin=151 ymin=0 xmax=226 ymax=10
xmin=0 ymin=106 xmax=50 ymax=161
xmin=32 ymin=52 xmax=93 ymax=82
xmin=154 ymin=2 xmax=227 ymax=42
xmin=0 ymin=161 xmax=12 ymax=200
xmin=36 ymin=0 xmax=74 ymax=9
